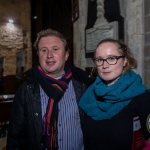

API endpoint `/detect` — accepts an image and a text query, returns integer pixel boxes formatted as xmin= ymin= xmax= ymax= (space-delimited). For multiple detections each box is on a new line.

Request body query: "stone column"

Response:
xmin=94 ymin=0 xmax=108 ymax=27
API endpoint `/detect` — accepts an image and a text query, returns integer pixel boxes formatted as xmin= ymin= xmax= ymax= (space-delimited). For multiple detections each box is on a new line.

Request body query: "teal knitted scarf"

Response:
xmin=79 ymin=71 xmax=146 ymax=120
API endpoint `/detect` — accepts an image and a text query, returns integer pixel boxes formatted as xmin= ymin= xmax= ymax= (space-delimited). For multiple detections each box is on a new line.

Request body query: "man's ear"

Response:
xmin=65 ymin=51 xmax=69 ymax=61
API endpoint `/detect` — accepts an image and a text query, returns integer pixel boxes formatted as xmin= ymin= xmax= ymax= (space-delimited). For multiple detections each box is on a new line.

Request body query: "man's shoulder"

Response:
xmin=23 ymin=66 xmax=38 ymax=83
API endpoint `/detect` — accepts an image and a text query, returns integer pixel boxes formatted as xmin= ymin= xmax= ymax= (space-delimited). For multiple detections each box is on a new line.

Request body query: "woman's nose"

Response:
xmin=102 ymin=60 xmax=109 ymax=68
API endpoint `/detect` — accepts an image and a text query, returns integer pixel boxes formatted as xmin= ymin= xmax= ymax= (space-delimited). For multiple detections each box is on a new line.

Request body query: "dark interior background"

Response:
xmin=30 ymin=0 xmax=124 ymax=65
xmin=30 ymin=0 xmax=73 ymax=67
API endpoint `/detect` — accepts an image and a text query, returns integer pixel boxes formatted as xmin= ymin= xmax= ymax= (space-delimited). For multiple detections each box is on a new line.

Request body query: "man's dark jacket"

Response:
xmin=6 ymin=64 xmax=90 ymax=150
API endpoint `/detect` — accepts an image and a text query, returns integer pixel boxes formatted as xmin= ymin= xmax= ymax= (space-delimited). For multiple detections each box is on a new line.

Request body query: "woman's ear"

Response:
xmin=123 ymin=58 xmax=127 ymax=66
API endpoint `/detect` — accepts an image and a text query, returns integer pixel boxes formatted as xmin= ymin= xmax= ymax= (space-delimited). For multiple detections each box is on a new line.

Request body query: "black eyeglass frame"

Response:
xmin=92 ymin=56 xmax=125 ymax=66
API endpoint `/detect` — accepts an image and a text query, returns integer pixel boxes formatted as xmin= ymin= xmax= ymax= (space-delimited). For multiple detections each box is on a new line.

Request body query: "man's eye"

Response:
xmin=53 ymin=48 xmax=58 ymax=51
xmin=41 ymin=49 xmax=47 ymax=52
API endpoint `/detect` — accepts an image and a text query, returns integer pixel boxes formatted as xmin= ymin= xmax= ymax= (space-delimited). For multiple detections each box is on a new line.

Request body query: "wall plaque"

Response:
xmin=85 ymin=21 xmax=118 ymax=53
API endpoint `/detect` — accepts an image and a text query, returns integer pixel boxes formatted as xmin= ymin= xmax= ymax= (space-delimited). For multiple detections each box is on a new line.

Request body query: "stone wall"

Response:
xmin=120 ymin=0 xmax=150 ymax=88
xmin=0 ymin=0 xmax=31 ymax=75
xmin=124 ymin=0 xmax=144 ymax=78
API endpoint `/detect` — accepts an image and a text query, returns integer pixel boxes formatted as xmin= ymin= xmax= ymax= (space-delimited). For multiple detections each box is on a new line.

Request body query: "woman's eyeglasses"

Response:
xmin=93 ymin=56 xmax=125 ymax=66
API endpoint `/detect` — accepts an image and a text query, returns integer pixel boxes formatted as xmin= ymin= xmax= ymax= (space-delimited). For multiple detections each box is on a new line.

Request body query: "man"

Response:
xmin=6 ymin=29 xmax=90 ymax=150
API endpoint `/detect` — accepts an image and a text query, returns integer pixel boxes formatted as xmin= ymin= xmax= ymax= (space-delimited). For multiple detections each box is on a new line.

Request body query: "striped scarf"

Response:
xmin=37 ymin=65 xmax=72 ymax=150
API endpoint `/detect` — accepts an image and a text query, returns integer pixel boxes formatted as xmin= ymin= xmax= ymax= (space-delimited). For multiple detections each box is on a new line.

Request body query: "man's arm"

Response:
xmin=6 ymin=86 xmax=26 ymax=150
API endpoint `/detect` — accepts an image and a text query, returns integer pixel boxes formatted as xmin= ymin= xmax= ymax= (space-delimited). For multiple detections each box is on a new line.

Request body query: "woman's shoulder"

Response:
xmin=132 ymin=89 xmax=150 ymax=104
xmin=134 ymin=89 xmax=150 ymax=98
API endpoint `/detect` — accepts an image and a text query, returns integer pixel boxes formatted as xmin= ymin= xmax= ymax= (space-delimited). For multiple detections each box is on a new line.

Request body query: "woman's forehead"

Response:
xmin=95 ymin=42 xmax=121 ymax=54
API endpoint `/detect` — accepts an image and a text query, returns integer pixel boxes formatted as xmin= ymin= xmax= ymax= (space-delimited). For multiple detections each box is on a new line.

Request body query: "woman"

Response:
xmin=79 ymin=39 xmax=150 ymax=150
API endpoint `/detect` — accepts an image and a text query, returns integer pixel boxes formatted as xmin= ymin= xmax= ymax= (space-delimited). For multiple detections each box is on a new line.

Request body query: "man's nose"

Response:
xmin=47 ymin=50 xmax=53 ymax=58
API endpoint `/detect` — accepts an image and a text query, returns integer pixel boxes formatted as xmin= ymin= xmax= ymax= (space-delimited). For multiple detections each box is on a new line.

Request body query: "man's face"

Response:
xmin=38 ymin=36 xmax=69 ymax=78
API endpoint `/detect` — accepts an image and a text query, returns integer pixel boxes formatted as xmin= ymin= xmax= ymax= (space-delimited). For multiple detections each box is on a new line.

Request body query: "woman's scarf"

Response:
xmin=79 ymin=71 xmax=146 ymax=120
xmin=38 ymin=65 xmax=72 ymax=150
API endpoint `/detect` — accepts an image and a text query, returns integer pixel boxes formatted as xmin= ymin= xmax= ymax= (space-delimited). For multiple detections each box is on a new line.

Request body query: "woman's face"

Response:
xmin=95 ymin=42 xmax=127 ymax=85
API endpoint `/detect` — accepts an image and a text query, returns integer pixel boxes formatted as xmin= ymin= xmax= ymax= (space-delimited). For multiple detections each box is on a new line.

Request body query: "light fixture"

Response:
xmin=9 ymin=19 xmax=14 ymax=23
xmin=7 ymin=19 xmax=14 ymax=30
xmin=33 ymin=16 xmax=38 ymax=19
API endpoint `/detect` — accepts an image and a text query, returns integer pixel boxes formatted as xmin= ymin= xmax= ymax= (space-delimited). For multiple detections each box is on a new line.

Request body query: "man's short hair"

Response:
xmin=33 ymin=28 xmax=70 ymax=53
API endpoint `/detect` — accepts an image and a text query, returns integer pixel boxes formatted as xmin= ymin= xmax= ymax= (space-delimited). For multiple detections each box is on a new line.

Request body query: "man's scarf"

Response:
xmin=37 ymin=66 xmax=72 ymax=150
